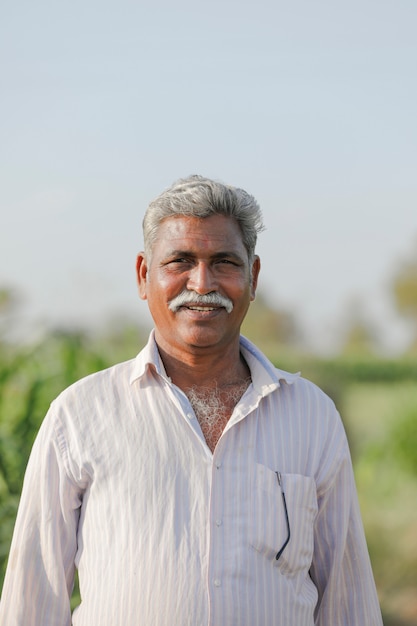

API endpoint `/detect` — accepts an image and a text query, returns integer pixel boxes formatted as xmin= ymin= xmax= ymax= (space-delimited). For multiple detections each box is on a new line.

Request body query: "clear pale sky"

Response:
xmin=1 ymin=0 xmax=416 ymax=353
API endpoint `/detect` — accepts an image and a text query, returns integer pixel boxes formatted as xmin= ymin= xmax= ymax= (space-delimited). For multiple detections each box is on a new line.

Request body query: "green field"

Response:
xmin=1 ymin=330 xmax=416 ymax=623
xmin=344 ymin=382 xmax=417 ymax=625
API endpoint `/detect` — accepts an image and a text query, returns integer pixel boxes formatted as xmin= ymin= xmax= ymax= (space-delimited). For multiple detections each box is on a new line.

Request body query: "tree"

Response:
xmin=339 ymin=298 xmax=380 ymax=357
xmin=241 ymin=291 xmax=300 ymax=355
xmin=392 ymin=240 xmax=417 ymax=350
xmin=0 ymin=287 xmax=20 ymax=339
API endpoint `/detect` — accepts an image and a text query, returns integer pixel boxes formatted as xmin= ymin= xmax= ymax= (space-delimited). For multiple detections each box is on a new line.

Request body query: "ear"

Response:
xmin=136 ymin=252 xmax=149 ymax=300
xmin=250 ymin=255 xmax=261 ymax=301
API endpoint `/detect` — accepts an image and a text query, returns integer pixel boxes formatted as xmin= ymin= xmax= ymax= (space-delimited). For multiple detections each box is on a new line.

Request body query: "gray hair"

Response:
xmin=143 ymin=175 xmax=265 ymax=262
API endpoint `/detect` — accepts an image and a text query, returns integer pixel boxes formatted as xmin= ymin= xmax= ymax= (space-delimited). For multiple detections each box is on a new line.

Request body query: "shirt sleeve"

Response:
xmin=0 ymin=412 xmax=84 ymax=626
xmin=310 ymin=418 xmax=383 ymax=626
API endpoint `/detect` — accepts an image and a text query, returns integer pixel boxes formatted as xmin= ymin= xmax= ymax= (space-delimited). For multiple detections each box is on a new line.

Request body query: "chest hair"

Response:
xmin=185 ymin=379 xmax=251 ymax=453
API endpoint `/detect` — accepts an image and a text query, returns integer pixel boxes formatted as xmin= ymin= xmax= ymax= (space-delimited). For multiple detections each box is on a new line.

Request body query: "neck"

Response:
xmin=156 ymin=340 xmax=250 ymax=392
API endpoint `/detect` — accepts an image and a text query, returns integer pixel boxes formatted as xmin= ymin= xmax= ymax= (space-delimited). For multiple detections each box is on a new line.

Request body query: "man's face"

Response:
xmin=136 ymin=214 xmax=260 ymax=358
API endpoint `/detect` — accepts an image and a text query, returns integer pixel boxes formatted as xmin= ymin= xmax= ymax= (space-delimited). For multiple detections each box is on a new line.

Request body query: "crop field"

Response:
xmin=0 ymin=331 xmax=416 ymax=623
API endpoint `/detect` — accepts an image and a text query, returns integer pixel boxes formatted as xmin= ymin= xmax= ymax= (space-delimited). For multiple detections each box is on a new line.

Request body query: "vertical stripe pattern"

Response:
xmin=0 ymin=332 xmax=382 ymax=625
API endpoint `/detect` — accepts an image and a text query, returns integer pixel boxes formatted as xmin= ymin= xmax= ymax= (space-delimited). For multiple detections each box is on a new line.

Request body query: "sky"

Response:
xmin=1 ymin=0 xmax=416 ymax=353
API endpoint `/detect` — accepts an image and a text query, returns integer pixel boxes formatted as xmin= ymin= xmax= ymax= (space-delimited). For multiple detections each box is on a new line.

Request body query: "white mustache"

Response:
xmin=168 ymin=291 xmax=234 ymax=314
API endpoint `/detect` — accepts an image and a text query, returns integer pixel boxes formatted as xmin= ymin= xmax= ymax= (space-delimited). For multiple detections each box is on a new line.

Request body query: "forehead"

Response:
xmin=153 ymin=214 xmax=246 ymax=255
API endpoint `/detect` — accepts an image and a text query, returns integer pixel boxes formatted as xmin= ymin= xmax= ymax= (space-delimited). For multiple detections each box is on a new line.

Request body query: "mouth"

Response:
xmin=177 ymin=304 xmax=225 ymax=317
xmin=185 ymin=305 xmax=218 ymax=311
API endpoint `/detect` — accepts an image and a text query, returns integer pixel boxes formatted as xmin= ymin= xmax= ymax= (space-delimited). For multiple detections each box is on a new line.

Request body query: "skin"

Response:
xmin=136 ymin=214 xmax=260 ymax=391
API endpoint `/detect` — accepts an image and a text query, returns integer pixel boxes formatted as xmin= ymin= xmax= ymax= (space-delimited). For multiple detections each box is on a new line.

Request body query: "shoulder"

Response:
xmin=241 ymin=335 xmax=338 ymax=413
xmin=37 ymin=358 xmax=138 ymax=472
xmin=280 ymin=371 xmax=337 ymax=408
xmin=49 ymin=358 xmax=136 ymax=419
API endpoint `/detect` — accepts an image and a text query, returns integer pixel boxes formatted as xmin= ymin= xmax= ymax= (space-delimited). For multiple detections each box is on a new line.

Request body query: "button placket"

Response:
xmin=209 ymin=454 xmax=225 ymax=593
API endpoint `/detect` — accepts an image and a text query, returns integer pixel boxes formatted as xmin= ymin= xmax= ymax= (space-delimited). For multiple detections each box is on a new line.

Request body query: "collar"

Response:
xmin=130 ymin=330 xmax=300 ymax=393
xmin=129 ymin=329 xmax=170 ymax=385
xmin=238 ymin=335 xmax=300 ymax=395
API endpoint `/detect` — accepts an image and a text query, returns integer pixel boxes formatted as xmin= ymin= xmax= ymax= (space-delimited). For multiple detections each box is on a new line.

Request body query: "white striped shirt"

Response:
xmin=0 ymin=331 xmax=382 ymax=625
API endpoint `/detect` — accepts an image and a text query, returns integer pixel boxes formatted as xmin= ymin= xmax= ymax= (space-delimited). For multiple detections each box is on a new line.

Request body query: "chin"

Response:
xmin=184 ymin=329 xmax=236 ymax=351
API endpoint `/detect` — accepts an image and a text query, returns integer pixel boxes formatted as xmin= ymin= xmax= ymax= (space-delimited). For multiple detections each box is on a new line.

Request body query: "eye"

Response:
xmin=165 ymin=256 xmax=189 ymax=264
xmin=165 ymin=257 xmax=192 ymax=268
xmin=216 ymin=258 xmax=240 ymax=267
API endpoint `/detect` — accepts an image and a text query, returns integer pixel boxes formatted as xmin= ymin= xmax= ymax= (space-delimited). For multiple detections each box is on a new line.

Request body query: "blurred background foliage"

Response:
xmin=1 ymin=242 xmax=417 ymax=624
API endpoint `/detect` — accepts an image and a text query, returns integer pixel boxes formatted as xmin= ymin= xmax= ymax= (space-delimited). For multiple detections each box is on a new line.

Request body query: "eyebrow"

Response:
xmin=166 ymin=250 xmax=246 ymax=262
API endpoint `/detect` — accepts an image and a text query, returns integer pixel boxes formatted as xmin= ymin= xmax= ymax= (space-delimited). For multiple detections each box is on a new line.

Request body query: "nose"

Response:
xmin=187 ymin=262 xmax=217 ymax=294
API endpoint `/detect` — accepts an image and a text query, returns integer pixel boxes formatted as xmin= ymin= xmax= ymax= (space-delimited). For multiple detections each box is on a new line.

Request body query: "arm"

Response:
xmin=0 ymin=414 xmax=83 ymax=626
xmin=310 ymin=427 xmax=383 ymax=626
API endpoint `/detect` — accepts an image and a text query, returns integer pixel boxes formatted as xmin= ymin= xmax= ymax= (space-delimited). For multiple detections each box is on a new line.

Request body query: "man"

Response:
xmin=0 ymin=175 xmax=382 ymax=625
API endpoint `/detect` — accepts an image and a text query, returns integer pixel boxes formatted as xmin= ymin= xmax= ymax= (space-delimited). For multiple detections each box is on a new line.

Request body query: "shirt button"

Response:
xmin=214 ymin=579 xmax=221 ymax=587
xmin=187 ymin=413 xmax=194 ymax=420
xmin=216 ymin=519 xmax=222 ymax=527
xmin=215 ymin=462 xmax=222 ymax=469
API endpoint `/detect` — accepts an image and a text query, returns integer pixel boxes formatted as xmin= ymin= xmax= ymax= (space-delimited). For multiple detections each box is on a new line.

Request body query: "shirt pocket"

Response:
xmin=250 ymin=464 xmax=318 ymax=577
